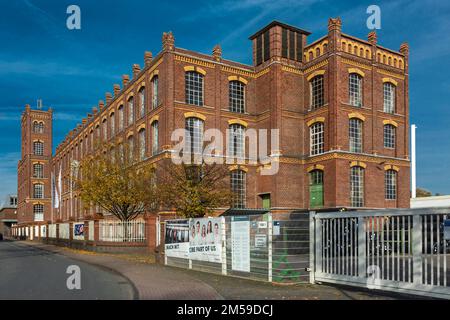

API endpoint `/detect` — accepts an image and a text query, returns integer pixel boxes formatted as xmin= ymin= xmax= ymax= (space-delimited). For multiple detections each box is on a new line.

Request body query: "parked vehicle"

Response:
xmin=0 ymin=233 xmax=3 ymax=241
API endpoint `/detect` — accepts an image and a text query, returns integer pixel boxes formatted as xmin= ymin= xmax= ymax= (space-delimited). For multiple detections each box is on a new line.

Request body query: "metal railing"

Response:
xmin=311 ymin=208 xmax=450 ymax=299
xmin=99 ymin=219 xmax=146 ymax=242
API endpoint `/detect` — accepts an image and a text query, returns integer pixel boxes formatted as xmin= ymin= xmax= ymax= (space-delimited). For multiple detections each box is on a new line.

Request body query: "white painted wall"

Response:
xmin=411 ymin=195 xmax=450 ymax=208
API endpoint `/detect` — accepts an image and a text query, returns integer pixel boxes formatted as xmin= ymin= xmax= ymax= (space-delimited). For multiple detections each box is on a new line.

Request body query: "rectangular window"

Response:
xmin=383 ymin=83 xmax=395 ymax=113
xmin=229 ymin=81 xmax=245 ymax=113
xmin=33 ymin=164 xmax=43 ymax=178
xmin=350 ymin=167 xmax=364 ymax=207
xmin=185 ymin=117 xmax=204 ymax=155
xmin=349 ymin=119 xmax=363 ymax=153
xmin=385 ymin=170 xmax=397 ymax=200
xmin=281 ymin=28 xmax=288 ymax=58
xmin=310 ymin=122 xmax=324 ymax=155
xmin=152 ymin=121 xmax=159 ymax=156
xmin=34 ymin=142 xmax=44 ymax=156
xmin=185 ymin=72 xmax=204 ymax=106
xmin=263 ymin=30 xmax=270 ymax=62
xmin=152 ymin=77 xmax=159 ymax=109
xmin=289 ymin=30 xmax=295 ymax=60
xmin=128 ymin=98 xmax=134 ymax=126
xmin=384 ymin=125 xmax=396 ymax=149
xmin=229 ymin=124 xmax=245 ymax=158
xmin=118 ymin=107 xmax=124 ymax=131
xmin=349 ymin=74 xmax=363 ymax=107
xmin=139 ymin=129 xmax=146 ymax=161
xmin=296 ymin=33 xmax=303 ymax=62
xmin=256 ymin=35 xmax=263 ymax=65
xmin=310 ymin=76 xmax=324 ymax=109
xmin=231 ymin=170 xmax=246 ymax=208
xmin=139 ymin=88 xmax=146 ymax=118
xmin=34 ymin=184 xmax=44 ymax=199
xmin=110 ymin=114 xmax=115 ymax=136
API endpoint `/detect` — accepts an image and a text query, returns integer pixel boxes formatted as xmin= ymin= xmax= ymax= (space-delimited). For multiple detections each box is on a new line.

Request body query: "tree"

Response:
xmin=76 ymin=142 xmax=159 ymax=222
xmin=159 ymin=160 xmax=233 ymax=218
xmin=416 ymin=188 xmax=432 ymax=198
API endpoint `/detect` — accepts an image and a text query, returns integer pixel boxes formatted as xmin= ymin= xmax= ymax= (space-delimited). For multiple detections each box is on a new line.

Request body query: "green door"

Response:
xmin=309 ymin=170 xmax=324 ymax=208
xmin=261 ymin=194 xmax=271 ymax=209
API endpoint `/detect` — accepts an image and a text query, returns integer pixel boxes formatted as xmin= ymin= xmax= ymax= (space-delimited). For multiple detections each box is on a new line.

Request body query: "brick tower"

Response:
xmin=17 ymin=104 xmax=53 ymax=226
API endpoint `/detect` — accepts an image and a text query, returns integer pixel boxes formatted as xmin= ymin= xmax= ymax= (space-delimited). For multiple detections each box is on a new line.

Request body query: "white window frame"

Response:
xmin=310 ymin=122 xmax=324 ymax=156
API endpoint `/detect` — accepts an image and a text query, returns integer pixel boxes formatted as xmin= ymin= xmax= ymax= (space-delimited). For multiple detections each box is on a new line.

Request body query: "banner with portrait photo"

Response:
xmin=189 ymin=218 xmax=223 ymax=263
xmin=165 ymin=220 xmax=190 ymax=259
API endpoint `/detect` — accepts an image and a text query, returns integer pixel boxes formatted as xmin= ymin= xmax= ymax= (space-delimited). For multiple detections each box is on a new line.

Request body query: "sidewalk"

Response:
xmin=23 ymin=241 xmax=222 ymax=300
xmin=22 ymin=241 xmax=414 ymax=300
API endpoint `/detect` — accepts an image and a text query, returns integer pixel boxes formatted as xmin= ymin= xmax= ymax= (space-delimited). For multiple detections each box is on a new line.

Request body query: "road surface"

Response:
xmin=0 ymin=241 xmax=135 ymax=300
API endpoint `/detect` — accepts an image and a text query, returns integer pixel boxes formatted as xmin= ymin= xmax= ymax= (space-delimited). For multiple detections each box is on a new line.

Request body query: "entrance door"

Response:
xmin=309 ymin=170 xmax=324 ymax=208
xmin=261 ymin=194 xmax=271 ymax=209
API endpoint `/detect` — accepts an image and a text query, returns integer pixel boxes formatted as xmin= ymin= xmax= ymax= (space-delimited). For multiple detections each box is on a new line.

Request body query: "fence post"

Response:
xmin=412 ymin=214 xmax=423 ymax=285
xmin=268 ymin=213 xmax=273 ymax=282
xmin=221 ymin=217 xmax=227 ymax=276
xmin=188 ymin=218 xmax=193 ymax=270
xmin=358 ymin=216 xmax=366 ymax=278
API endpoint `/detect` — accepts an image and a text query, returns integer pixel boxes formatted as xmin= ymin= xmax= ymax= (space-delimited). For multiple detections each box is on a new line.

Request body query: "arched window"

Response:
xmin=34 ymin=184 xmax=44 ymax=199
xmin=385 ymin=170 xmax=397 ymax=200
xmin=310 ymin=122 xmax=324 ymax=155
xmin=128 ymin=97 xmax=134 ymax=126
xmin=139 ymin=87 xmax=146 ymax=118
xmin=350 ymin=166 xmax=364 ymax=207
xmin=152 ymin=76 xmax=159 ymax=109
xmin=185 ymin=117 xmax=204 ymax=155
xmin=349 ymin=73 xmax=363 ymax=107
xmin=138 ymin=129 xmax=146 ymax=161
xmin=383 ymin=82 xmax=396 ymax=113
xmin=151 ymin=121 xmax=159 ymax=156
xmin=33 ymin=163 xmax=44 ymax=178
xmin=229 ymin=80 xmax=245 ymax=113
xmin=229 ymin=124 xmax=245 ymax=158
xmin=102 ymin=118 xmax=108 ymax=140
xmin=127 ymin=135 xmax=134 ymax=162
xmin=185 ymin=71 xmax=204 ymax=106
xmin=384 ymin=124 xmax=396 ymax=149
xmin=309 ymin=170 xmax=324 ymax=208
xmin=349 ymin=118 xmax=363 ymax=153
xmin=33 ymin=141 xmax=44 ymax=156
xmin=110 ymin=113 xmax=115 ymax=136
xmin=310 ymin=75 xmax=324 ymax=110
xmin=33 ymin=121 xmax=44 ymax=134
xmin=118 ymin=105 xmax=124 ymax=131
xmin=231 ymin=170 xmax=246 ymax=208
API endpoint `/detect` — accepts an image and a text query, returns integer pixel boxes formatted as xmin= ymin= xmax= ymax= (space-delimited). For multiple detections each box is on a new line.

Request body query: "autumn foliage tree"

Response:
xmin=76 ymin=142 xmax=159 ymax=222
xmin=159 ymin=160 xmax=232 ymax=218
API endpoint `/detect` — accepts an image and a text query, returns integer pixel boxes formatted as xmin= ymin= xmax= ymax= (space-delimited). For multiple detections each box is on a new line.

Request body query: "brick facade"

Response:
xmin=17 ymin=18 xmax=410 ymax=227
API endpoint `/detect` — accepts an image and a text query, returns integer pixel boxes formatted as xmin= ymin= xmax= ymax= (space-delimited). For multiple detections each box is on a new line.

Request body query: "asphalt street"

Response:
xmin=0 ymin=241 xmax=135 ymax=300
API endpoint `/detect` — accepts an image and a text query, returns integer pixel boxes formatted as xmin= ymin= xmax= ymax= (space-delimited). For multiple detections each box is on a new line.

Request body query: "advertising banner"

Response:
xmin=189 ymin=218 xmax=223 ymax=263
xmin=165 ymin=220 xmax=190 ymax=259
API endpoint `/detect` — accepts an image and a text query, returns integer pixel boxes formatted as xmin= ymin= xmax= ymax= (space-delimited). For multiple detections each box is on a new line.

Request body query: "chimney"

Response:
xmin=92 ymin=107 xmax=98 ymax=115
xmin=122 ymin=74 xmax=129 ymax=87
xmin=132 ymin=64 xmax=141 ymax=78
xmin=368 ymin=31 xmax=377 ymax=45
xmin=98 ymin=100 xmax=105 ymax=110
xmin=213 ymin=44 xmax=222 ymax=62
xmin=400 ymin=42 xmax=409 ymax=56
xmin=113 ymin=84 xmax=120 ymax=97
xmin=144 ymin=51 xmax=153 ymax=66
xmin=105 ymin=92 xmax=112 ymax=104
xmin=82 ymin=118 xmax=87 ymax=125
xmin=327 ymin=17 xmax=342 ymax=52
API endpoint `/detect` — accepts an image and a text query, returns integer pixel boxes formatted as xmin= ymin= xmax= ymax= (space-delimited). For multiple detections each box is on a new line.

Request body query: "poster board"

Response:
xmin=165 ymin=220 xmax=190 ymax=259
xmin=189 ymin=218 xmax=223 ymax=263
xmin=231 ymin=216 xmax=250 ymax=272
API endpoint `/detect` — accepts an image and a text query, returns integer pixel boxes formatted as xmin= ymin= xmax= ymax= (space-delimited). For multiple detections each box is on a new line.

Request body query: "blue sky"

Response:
xmin=0 ymin=0 xmax=449 ymax=198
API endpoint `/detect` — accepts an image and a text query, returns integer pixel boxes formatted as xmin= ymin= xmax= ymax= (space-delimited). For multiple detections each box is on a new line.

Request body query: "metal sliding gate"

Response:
xmin=311 ymin=208 xmax=450 ymax=299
